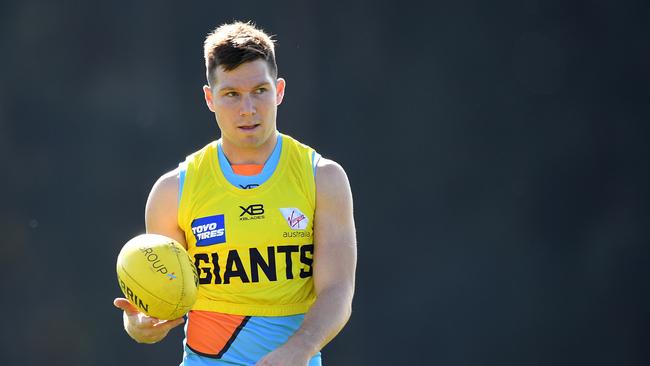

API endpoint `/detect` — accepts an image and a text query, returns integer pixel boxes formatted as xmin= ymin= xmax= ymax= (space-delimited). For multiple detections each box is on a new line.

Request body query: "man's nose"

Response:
xmin=240 ymin=95 xmax=256 ymax=116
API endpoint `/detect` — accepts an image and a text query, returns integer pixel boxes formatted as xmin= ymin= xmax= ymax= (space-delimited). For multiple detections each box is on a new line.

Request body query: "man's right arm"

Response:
xmin=113 ymin=168 xmax=187 ymax=343
xmin=144 ymin=168 xmax=187 ymax=247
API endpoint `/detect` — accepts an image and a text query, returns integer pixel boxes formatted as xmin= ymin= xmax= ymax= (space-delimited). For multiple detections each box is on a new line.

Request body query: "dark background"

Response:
xmin=1 ymin=0 xmax=649 ymax=365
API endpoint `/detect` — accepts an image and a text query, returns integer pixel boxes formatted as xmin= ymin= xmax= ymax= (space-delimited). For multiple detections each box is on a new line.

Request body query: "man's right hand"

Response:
xmin=113 ymin=298 xmax=185 ymax=344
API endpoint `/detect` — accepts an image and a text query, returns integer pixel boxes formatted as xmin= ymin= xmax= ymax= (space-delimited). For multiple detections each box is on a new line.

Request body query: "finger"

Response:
xmin=145 ymin=315 xmax=160 ymax=325
xmin=153 ymin=317 xmax=186 ymax=331
xmin=152 ymin=317 xmax=185 ymax=331
xmin=113 ymin=298 xmax=140 ymax=316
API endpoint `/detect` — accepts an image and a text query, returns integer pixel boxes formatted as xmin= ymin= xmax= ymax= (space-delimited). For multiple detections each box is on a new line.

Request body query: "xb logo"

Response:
xmin=240 ymin=204 xmax=265 ymax=217
xmin=239 ymin=183 xmax=259 ymax=189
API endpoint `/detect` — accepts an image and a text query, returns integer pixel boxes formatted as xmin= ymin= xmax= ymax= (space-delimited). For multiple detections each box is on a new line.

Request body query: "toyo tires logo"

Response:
xmin=191 ymin=214 xmax=226 ymax=246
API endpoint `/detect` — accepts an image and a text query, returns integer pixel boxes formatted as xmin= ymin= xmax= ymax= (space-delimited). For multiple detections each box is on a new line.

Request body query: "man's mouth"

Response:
xmin=238 ymin=124 xmax=260 ymax=130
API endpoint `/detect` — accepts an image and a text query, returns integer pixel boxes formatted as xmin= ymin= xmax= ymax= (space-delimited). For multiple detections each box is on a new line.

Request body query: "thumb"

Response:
xmin=113 ymin=297 xmax=140 ymax=316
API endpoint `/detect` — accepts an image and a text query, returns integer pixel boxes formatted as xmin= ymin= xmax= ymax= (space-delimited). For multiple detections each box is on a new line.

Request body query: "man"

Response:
xmin=113 ymin=21 xmax=357 ymax=366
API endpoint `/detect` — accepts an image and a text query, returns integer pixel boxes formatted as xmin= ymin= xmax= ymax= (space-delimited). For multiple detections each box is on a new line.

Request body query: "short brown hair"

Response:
xmin=203 ymin=21 xmax=277 ymax=87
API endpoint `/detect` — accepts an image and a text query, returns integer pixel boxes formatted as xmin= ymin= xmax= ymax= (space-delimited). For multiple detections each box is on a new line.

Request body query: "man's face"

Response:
xmin=203 ymin=59 xmax=285 ymax=150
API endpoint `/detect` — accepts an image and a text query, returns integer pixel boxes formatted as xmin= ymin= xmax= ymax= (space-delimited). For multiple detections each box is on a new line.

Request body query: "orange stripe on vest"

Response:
xmin=231 ymin=164 xmax=263 ymax=176
xmin=186 ymin=310 xmax=248 ymax=357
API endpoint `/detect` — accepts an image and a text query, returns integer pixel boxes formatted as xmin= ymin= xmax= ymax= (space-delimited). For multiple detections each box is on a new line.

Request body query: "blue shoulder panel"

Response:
xmin=178 ymin=164 xmax=187 ymax=203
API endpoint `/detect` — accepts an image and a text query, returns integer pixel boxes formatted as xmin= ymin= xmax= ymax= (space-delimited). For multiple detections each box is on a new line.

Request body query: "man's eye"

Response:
xmin=225 ymin=92 xmax=238 ymax=97
xmin=254 ymin=88 xmax=267 ymax=94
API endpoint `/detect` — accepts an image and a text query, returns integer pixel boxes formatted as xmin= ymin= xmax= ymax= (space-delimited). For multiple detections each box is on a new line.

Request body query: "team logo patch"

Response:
xmin=191 ymin=214 xmax=226 ymax=246
xmin=279 ymin=208 xmax=309 ymax=230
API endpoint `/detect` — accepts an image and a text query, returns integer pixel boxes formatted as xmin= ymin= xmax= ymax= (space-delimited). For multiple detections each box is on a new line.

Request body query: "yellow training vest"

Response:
xmin=178 ymin=134 xmax=317 ymax=316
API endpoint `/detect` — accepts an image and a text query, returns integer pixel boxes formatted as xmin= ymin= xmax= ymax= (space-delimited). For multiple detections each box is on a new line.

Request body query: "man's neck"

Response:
xmin=220 ymin=131 xmax=278 ymax=165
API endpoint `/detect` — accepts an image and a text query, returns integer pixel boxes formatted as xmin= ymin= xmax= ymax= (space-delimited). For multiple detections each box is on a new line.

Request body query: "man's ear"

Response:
xmin=203 ymin=85 xmax=215 ymax=112
xmin=275 ymin=78 xmax=286 ymax=106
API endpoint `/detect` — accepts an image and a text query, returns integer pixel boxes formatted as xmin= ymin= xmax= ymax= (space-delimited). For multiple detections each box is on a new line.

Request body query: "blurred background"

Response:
xmin=1 ymin=0 xmax=649 ymax=365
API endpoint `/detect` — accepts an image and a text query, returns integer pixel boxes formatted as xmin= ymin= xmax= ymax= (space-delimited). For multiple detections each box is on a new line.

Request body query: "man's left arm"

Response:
xmin=256 ymin=158 xmax=357 ymax=366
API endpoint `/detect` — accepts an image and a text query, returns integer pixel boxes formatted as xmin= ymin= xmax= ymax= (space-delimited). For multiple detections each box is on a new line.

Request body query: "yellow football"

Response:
xmin=116 ymin=234 xmax=198 ymax=320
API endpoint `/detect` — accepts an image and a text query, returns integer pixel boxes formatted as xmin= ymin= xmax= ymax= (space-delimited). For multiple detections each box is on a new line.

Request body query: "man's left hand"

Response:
xmin=255 ymin=344 xmax=311 ymax=366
